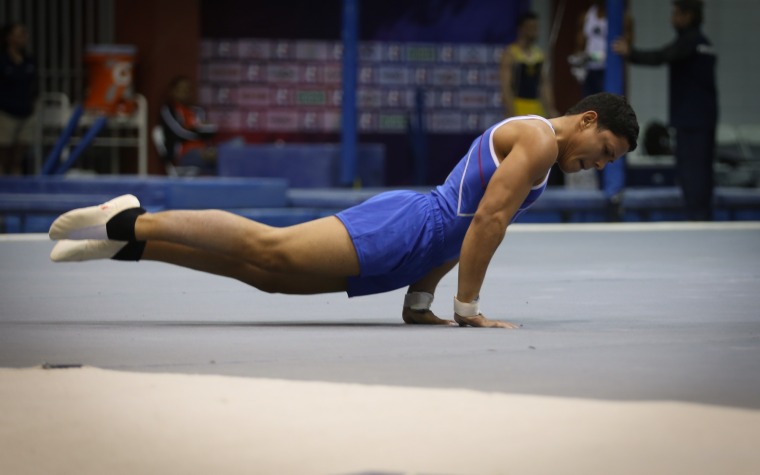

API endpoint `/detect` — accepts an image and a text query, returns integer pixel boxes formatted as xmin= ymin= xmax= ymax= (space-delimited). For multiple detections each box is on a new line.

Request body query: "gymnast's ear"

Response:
xmin=580 ymin=111 xmax=599 ymax=129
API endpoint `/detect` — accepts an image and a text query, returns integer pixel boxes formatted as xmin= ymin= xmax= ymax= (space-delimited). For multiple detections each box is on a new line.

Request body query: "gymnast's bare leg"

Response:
xmin=134 ymin=210 xmax=360 ymax=277
xmin=142 ymin=239 xmax=349 ymax=295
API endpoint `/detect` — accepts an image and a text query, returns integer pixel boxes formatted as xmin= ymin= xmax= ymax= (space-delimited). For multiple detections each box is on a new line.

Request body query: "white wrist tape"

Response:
xmin=453 ymin=296 xmax=480 ymax=317
xmin=404 ymin=292 xmax=434 ymax=311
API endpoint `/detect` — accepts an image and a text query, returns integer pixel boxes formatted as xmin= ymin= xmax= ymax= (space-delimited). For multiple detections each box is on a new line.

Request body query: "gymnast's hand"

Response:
xmin=454 ymin=313 xmax=521 ymax=329
xmin=402 ymin=308 xmax=455 ymax=326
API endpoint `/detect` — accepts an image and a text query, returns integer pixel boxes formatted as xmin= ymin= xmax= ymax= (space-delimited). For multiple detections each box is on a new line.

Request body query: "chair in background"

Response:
xmin=151 ymin=125 xmax=200 ymax=177
xmin=736 ymin=123 xmax=760 ymax=186
xmin=716 ymin=123 xmax=759 ymax=187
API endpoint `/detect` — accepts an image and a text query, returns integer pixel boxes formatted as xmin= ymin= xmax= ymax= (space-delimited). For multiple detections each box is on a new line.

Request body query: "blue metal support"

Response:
xmin=55 ymin=115 xmax=108 ymax=175
xmin=604 ymin=0 xmax=624 ymax=95
xmin=340 ymin=0 xmax=359 ymax=187
xmin=603 ymin=0 xmax=626 ymax=197
xmin=41 ymin=105 xmax=84 ymax=175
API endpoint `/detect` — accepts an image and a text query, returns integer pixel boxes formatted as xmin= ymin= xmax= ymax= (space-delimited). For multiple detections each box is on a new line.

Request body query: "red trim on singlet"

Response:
xmin=477 ymin=133 xmax=487 ymax=190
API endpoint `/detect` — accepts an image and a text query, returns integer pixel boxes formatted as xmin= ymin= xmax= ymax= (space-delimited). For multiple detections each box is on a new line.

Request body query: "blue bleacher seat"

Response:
xmin=0 ymin=176 xmax=290 ymax=233
xmin=520 ymin=188 xmax=609 ymax=223
xmin=164 ymin=177 xmax=288 ymax=209
xmin=621 ymin=187 xmax=686 ymax=221
xmin=287 ymin=188 xmax=388 ymax=209
xmin=715 ymin=187 xmax=760 ymax=220
xmin=2 ymin=175 xmax=758 ymax=233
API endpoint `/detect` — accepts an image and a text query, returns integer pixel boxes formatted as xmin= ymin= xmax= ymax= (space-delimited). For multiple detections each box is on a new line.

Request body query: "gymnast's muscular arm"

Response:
xmin=401 ymin=258 xmax=459 ymax=325
xmin=455 ymin=121 xmax=557 ymax=328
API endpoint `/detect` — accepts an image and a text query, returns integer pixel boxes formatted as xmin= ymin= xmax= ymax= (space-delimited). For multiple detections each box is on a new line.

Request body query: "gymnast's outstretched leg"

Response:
xmin=134 ymin=210 xmax=359 ymax=276
xmin=142 ymin=240 xmax=349 ymax=295
xmin=49 ymin=194 xmax=361 ymax=278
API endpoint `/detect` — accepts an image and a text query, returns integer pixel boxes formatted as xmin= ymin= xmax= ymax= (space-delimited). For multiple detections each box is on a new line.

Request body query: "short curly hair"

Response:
xmin=566 ymin=92 xmax=639 ymax=152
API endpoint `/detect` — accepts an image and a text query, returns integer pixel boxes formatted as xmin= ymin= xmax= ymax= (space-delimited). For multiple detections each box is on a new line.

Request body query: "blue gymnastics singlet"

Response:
xmin=337 ymin=115 xmax=554 ymax=296
xmin=430 ymin=115 xmax=553 ymax=262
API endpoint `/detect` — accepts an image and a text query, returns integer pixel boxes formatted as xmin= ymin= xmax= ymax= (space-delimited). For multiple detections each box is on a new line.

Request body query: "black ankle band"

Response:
xmin=106 ymin=207 xmax=146 ymax=241
xmin=111 ymin=241 xmax=146 ymax=261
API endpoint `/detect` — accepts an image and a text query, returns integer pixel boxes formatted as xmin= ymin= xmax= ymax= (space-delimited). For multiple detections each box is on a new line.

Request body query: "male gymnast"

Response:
xmin=48 ymin=92 xmax=639 ymax=329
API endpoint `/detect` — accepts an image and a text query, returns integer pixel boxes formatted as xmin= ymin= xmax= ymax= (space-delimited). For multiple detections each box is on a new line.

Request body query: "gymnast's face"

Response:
xmin=558 ymin=112 xmax=630 ymax=174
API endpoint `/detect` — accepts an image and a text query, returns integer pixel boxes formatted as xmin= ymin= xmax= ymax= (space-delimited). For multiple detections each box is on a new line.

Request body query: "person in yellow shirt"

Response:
xmin=500 ymin=12 xmax=557 ymax=118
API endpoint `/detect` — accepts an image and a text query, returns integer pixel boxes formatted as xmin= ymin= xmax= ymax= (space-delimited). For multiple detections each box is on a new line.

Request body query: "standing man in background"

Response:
xmin=574 ymin=0 xmax=608 ymax=98
xmin=573 ymin=1 xmax=634 ymax=102
xmin=613 ymin=0 xmax=718 ymax=220
xmin=500 ymin=11 xmax=557 ymax=119
xmin=0 ymin=22 xmax=37 ymax=175
xmin=570 ymin=0 xmax=633 ymax=197
xmin=573 ymin=1 xmax=634 ymax=97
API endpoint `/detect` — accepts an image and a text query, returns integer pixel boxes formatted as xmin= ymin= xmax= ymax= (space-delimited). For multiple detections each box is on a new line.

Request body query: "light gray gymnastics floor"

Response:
xmin=2 ymin=222 xmax=759 ymax=409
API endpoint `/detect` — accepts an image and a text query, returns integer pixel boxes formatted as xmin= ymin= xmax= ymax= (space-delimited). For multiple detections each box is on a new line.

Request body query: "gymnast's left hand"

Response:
xmin=402 ymin=308 xmax=456 ymax=326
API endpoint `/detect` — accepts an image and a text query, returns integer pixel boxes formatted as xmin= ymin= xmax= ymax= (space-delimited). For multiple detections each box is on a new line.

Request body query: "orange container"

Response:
xmin=84 ymin=44 xmax=137 ymax=115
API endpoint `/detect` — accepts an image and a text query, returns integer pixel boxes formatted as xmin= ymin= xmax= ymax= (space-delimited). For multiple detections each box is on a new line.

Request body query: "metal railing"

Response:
xmin=1 ymin=0 xmax=114 ymax=104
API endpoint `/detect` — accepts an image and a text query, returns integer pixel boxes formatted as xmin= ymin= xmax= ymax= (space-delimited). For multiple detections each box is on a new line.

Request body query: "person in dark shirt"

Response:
xmin=0 ymin=22 xmax=38 ymax=175
xmin=613 ymin=0 xmax=718 ymax=220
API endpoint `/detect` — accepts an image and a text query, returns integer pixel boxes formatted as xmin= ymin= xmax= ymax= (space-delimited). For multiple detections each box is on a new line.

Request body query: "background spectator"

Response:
xmin=0 ymin=22 xmax=37 ymax=175
xmin=613 ymin=0 xmax=718 ymax=220
xmin=500 ymin=11 xmax=557 ymax=119
xmin=568 ymin=0 xmax=634 ymax=197
xmin=158 ymin=75 xmax=219 ymax=175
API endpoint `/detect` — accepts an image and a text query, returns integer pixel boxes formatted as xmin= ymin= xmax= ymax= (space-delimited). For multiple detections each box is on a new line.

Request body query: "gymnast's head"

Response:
xmin=554 ymin=93 xmax=639 ymax=174
xmin=566 ymin=92 xmax=639 ymax=154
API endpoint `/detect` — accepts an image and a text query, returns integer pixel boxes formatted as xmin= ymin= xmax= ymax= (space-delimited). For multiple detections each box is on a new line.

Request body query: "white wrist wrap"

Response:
xmin=404 ymin=292 xmax=434 ymax=311
xmin=454 ymin=296 xmax=480 ymax=317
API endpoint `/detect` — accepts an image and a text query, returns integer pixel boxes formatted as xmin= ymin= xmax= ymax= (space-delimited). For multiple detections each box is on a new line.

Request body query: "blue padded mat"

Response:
xmin=218 ymin=143 xmax=385 ymax=188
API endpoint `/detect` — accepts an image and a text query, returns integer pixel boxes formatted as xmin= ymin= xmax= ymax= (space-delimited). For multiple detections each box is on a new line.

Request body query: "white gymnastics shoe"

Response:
xmin=49 ymin=194 xmax=141 ymax=241
xmin=50 ymin=239 xmax=129 ymax=262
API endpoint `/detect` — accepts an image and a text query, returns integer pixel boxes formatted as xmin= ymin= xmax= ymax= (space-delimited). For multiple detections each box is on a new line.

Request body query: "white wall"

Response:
xmin=533 ymin=0 xmax=553 ymax=52
xmin=701 ymin=0 xmax=760 ymax=125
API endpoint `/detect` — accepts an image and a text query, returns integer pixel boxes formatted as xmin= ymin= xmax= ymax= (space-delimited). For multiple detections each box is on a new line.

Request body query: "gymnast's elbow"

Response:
xmin=470 ymin=210 xmax=509 ymax=241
